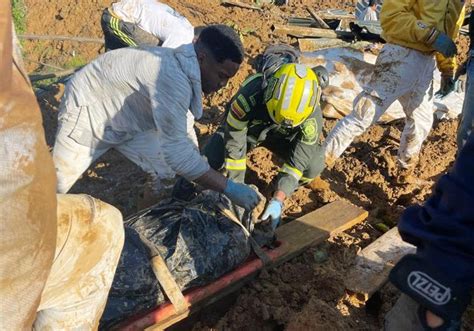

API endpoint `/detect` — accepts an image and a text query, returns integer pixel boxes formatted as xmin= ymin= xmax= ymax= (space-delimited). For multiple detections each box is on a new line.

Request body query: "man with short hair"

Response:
xmin=53 ymin=24 xmax=260 ymax=211
xmin=101 ymin=0 xmax=195 ymax=50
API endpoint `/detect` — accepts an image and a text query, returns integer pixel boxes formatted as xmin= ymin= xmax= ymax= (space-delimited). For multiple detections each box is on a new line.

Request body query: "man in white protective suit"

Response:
xmin=53 ymin=24 xmax=260 ymax=212
xmin=324 ymin=0 xmax=465 ymax=183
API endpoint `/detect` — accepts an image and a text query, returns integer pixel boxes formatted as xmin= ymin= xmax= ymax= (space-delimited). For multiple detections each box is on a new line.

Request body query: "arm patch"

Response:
xmin=301 ymin=117 xmax=318 ymax=144
xmin=230 ymin=100 xmax=246 ymax=120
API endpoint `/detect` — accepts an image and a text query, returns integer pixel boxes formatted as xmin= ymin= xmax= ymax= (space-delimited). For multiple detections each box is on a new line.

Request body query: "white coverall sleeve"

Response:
xmin=136 ymin=2 xmax=194 ymax=48
xmin=151 ymin=75 xmax=209 ymax=181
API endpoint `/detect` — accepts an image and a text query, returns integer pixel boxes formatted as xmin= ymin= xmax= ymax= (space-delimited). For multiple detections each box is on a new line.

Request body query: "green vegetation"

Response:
xmin=12 ymin=0 xmax=27 ymax=35
xmin=65 ymin=55 xmax=88 ymax=69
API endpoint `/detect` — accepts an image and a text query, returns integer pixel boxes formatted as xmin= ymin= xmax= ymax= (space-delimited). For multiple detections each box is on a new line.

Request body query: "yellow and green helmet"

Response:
xmin=264 ymin=63 xmax=321 ymax=128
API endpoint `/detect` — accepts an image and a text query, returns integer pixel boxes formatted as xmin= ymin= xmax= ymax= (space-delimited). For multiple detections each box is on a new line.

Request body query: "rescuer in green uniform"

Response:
xmin=204 ymin=63 xmax=329 ymax=228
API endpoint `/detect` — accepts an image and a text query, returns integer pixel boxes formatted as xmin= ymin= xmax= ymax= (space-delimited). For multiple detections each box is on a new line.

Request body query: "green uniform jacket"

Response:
xmin=224 ymin=73 xmax=324 ymax=197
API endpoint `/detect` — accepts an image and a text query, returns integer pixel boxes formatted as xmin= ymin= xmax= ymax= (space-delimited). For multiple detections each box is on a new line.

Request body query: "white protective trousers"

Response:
xmin=34 ymin=194 xmax=124 ymax=330
xmin=53 ymin=104 xmax=197 ymax=193
xmin=324 ymin=44 xmax=435 ymax=168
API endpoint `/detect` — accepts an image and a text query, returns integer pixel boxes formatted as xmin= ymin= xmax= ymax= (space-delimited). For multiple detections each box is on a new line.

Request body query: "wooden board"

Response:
xmin=150 ymin=255 xmax=189 ymax=314
xmin=306 ymin=7 xmax=330 ymax=29
xmin=298 ymin=38 xmax=349 ymax=51
xmin=272 ymin=24 xmax=353 ymax=39
xmin=275 ymin=200 xmax=368 ymax=265
xmin=316 ymin=11 xmax=354 ymax=20
xmin=345 ymin=227 xmax=415 ymax=302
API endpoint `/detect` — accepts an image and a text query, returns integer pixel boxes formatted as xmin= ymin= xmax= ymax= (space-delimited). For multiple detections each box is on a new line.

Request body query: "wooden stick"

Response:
xmin=344 ymin=227 xmax=415 ymax=302
xmin=272 ymin=24 xmax=352 ymax=39
xmin=24 ymin=57 xmax=65 ymax=71
xmin=220 ymin=0 xmax=262 ymax=11
xmin=19 ymin=34 xmax=104 ymax=44
xmin=29 ymin=68 xmax=79 ymax=83
xmin=306 ymin=7 xmax=330 ymax=29
xmin=150 ymin=254 xmax=189 ymax=314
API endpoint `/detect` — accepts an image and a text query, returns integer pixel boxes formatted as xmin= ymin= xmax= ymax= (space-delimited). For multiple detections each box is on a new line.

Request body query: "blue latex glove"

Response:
xmin=224 ymin=180 xmax=260 ymax=211
xmin=261 ymin=199 xmax=283 ymax=229
xmin=432 ymin=32 xmax=457 ymax=58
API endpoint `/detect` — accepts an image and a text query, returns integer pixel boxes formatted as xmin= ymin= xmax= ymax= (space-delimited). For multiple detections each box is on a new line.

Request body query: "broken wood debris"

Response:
xmin=220 ymin=0 xmax=262 ymax=11
xmin=272 ymin=24 xmax=352 ymax=39
xmin=316 ymin=10 xmax=354 ymax=20
xmin=306 ymin=7 xmax=330 ymax=29
xmin=344 ymin=227 xmax=415 ymax=303
xmin=298 ymin=38 xmax=349 ymax=52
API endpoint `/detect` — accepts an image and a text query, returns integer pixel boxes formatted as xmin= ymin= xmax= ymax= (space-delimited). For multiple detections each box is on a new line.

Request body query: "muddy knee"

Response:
xmin=94 ymin=198 xmax=125 ymax=248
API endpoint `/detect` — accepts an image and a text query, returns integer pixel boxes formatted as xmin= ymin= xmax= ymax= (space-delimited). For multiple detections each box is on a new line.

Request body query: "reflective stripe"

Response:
xmin=110 ymin=17 xmax=137 ymax=46
xmin=296 ymin=80 xmax=312 ymax=114
xmin=225 ymin=158 xmax=247 ymax=171
xmin=274 ymin=74 xmax=285 ymax=100
xmin=294 ymin=64 xmax=308 ymax=78
xmin=309 ymin=80 xmax=318 ymax=108
xmin=299 ymin=176 xmax=313 ymax=184
xmin=237 ymin=95 xmax=251 ymax=113
xmin=279 ymin=163 xmax=303 ymax=180
xmin=227 ymin=112 xmax=248 ymax=130
xmin=282 ymin=77 xmax=295 ymax=110
xmin=241 ymin=73 xmax=263 ymax=87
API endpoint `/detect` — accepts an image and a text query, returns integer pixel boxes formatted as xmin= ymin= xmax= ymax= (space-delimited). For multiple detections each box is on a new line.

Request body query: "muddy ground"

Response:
xmin=23 ymin=0 xmax=473 ymax=329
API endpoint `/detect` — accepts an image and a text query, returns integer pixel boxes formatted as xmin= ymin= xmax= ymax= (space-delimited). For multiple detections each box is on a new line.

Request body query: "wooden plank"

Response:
xmin=316 ymin=11 xmax=354 ymax=20
xmin=306 ymin=7 xmax=330 ymax=29
xmin=345 ymin=227 xmax=415 ymax=302
xmin=273 ymin=24 xmax=337 ymax=38
xmin=298 ymin=38 xmax=349 ymax=51
xmin=276 ymin=200 xmax=368 ymax=264
xmin=150 ymin=255 xmax=189 ymax=314
xmin=272 ymin=24 xmax=352 ymax=39
xmin=220 ymin=0 xmax=262 ymax=11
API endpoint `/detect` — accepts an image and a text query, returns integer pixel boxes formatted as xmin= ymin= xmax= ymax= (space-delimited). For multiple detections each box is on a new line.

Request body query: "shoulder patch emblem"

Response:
xmin=301 ymin=117 xmax=318 ymax=144
xmin=231 ymin=100 xmax=246 ymax=119
xmin=237 ymin=95 xmax=251 ymax=114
